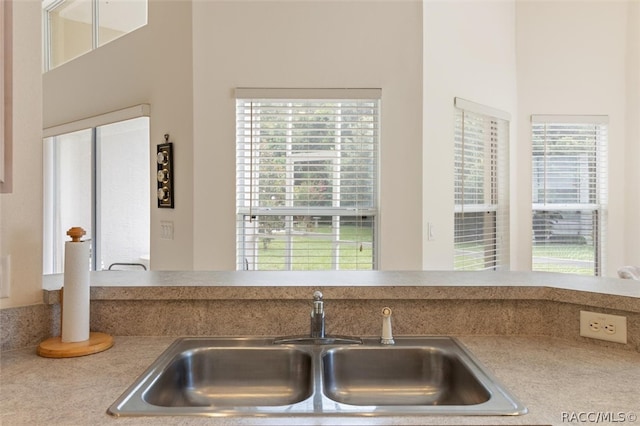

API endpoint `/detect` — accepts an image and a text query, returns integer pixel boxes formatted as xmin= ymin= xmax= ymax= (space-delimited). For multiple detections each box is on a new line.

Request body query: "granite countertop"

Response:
xmin=41 ymin=270 xmax=640 ymax=313
xmin=1 ymin=335 xmax=639 ymax=426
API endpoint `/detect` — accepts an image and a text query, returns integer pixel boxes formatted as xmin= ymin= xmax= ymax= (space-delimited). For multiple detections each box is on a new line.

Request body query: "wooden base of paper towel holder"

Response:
xmin=37 ymin=332 xmax=114 ymax=358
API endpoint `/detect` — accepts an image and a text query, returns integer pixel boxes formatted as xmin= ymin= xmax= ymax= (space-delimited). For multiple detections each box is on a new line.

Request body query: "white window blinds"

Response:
xmin=454 ymin=98 xmax=510 ymax=271
xmin=236 ymin=89 xmax=380 ymax=271
xmin=531 ymin=115 xmax=608 ymax=276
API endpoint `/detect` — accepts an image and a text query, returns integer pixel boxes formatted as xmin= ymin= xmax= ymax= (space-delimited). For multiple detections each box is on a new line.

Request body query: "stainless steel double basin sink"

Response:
xmin=108 ymin=336 xmax=527 ymax=417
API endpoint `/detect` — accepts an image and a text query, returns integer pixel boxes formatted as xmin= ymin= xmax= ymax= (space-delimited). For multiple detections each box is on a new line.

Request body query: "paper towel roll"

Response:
xmin=61 ymin=240 xmax=90 ymax=343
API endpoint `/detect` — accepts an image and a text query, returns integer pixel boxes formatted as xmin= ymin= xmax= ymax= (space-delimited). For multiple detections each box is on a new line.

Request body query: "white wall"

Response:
xmin=625 ymin=1 xmax=640 ymax=265
xmin=43 ymin=0 xmax=194 ymax=272
xmin=0 ymin=0 xmax=43 ymax=308
xmin=3 ymin=1 xmax=637 ymax=310
xmin=422 ymin=0 xmax=518 ymax=269
xmin=516 ymin=0 xmax=631 ymax=276
xmin=192 ymin=0 xmax=424 ymax=270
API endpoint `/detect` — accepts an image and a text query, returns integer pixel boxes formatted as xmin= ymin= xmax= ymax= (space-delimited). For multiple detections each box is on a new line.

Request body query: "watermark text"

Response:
xmin=561 ymin=411 xmax=638 ymax=423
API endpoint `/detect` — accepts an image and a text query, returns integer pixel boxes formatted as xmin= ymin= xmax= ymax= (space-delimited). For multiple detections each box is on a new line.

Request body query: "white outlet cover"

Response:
xmin=580 ymin=310 xmax=627 ymax=344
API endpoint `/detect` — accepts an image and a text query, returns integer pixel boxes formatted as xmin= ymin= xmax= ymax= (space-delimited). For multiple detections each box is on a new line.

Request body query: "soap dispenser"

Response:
xmin=381 ymin=307 xmax=395 ymax=345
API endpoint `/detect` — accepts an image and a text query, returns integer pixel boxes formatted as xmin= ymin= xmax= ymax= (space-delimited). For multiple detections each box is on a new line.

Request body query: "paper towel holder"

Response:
xmin=66 ymin=226 xmax=85 ymax=242
xmin=37 ymin=227 xmax=114 ymax=358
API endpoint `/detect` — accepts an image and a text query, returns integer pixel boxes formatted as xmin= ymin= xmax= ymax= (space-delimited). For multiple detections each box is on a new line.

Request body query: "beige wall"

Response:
xmin=0 ymin=0 xmax=43 ymax=308
xmin=625 ymin=1 xmax=640 ymax=265
xmin=50 ymin=17 xmax=91 ymax=68
xmin=191 ymin=0 xmax=424 ymax=270
xmin=2 ymin=0 xmax=639 ymax=309
xmin=42 ymin=0 xmax=195 ymax=273
xmin=422 ymin=0 xmax=518 ymax=269
xmin=515 ymin=0 xmax=635 ymax=275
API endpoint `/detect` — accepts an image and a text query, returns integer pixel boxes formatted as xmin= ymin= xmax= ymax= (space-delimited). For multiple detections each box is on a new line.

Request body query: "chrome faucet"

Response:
xmin=272 ymin=290 xmax=361 ymax=345
xmin=310 ymin=291 xmax=325 ymax=338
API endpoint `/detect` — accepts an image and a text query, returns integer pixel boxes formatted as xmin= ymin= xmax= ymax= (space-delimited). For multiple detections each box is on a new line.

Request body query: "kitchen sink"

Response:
xmin=108 ymin=336 xmax=527 ymax=417
xmin=144 ymin=346 xmax=312 ymax=407
xmin=322 ymin=346 xmax=490 ymax=406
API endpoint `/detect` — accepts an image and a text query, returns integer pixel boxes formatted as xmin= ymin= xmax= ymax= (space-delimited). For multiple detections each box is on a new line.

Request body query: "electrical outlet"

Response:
xmin=580 ymin=311 xmax=627 ymax=344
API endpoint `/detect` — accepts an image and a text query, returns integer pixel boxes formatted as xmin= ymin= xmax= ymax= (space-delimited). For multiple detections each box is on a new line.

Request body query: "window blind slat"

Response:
xmin=531 ymin=119 xmax=607 ymax=276
xmin=236 ymin=94 xmax=379 ymax=271
xmin=454 ymin=106 xmax=509 ymax=271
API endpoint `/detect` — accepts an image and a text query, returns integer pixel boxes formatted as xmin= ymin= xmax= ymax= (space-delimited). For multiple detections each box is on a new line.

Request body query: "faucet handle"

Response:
xmin=312 ymin=291 xmax=324 ymax=316
xmin=381 ymin=307 xmax=395 ymax=345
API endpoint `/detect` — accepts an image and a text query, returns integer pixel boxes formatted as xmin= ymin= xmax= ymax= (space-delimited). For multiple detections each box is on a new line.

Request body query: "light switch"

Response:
xmin=160 ymin=221 xmax=174 ymax=240
xmin=427 ymin=222 xmax=436 ymax=241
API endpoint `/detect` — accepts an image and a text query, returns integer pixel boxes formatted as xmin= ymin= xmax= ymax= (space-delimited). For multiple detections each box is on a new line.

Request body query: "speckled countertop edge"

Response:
xmin=41 ymin=271 xmax=640 ymax=313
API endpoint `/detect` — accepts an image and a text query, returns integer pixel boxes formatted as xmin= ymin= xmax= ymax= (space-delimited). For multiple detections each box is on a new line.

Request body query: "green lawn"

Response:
xmin=455 ymin=241 xmax=595 ymax=275
xmin=256 ymin=225 xmax=373 ymax=270
xmin=253 ymin=227 xmax=597 ymax=275
xmin=531 ymin=242 xmax=595 ymax=275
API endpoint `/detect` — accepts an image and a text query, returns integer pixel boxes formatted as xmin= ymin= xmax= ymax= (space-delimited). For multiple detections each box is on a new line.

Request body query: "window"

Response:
xmin=42 ymin=0 xmax=147 ymax=70
xmin=1 ymin=0 xmax=11 ymax=193
xmin=235 ymin=88 xmax=380 ymax=271
xmin=43 ymin=108 xmax=150 ymax=274
xmin=531 ymin=115 xmax=608 ymax=276
xmin=454 ymin=98 xmax=510 ymax=271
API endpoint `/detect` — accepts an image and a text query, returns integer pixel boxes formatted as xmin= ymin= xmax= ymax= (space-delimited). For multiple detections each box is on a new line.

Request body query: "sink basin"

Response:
xmin=144 ymin=347 xmax=312 ymax=407
xmin=322 ymin=346 xmax=490 ymax=406
xmin=108 ymin=336 xmax=527 ymax=417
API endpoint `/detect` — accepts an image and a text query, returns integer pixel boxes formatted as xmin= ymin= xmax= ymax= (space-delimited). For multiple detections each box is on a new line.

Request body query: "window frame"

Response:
xmin=531 ymin=115 xmax=608 ymax=276
xmin=1 ymin=0 xmax=12 ymax=193
xmin=42 ymin=105 xmax=150 ymax=274
xmin=453 ymin=98 xmax=510 ymax=271
xmin=235 ymin=88 xmax=381 ymax=271
xmin=42 ymin=0 xmax=148 ymax=71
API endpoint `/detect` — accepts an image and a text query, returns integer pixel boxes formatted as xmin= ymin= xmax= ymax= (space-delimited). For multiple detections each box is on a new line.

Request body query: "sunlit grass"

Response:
xmin=455 ymin=241 xmax=596 ymax=275
xmin=256 ymin=225 xmax=373 ymax=270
